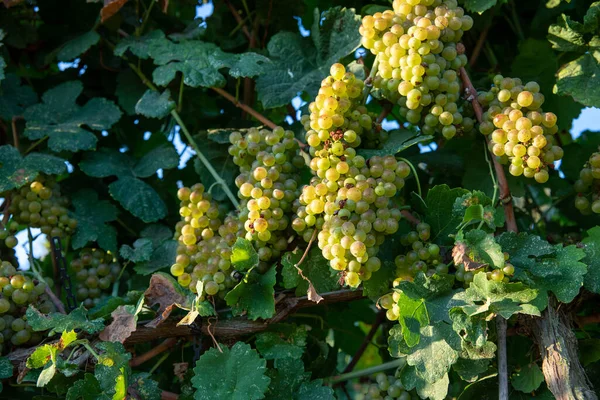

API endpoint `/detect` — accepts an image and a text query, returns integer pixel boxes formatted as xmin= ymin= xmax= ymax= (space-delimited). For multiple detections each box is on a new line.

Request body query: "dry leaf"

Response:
xmin=452 ymin=242 xmax=486 ymax=272
xmin=144 ymin=274 xmax=190 ymax=328
xmin=2 ymin=0 xmax=25 ymax=8
xmin=99 ymin=305 xmax=137 ymax=343
xmin=294 ymin=265 xmax=323 ymax=303
xmin=101 ymin=0 xmax=128 ymax=23
xmin=160 ymin=0 xmax=169 ymax=13
xmin=173 ymin=362 xmax=188 ymax=381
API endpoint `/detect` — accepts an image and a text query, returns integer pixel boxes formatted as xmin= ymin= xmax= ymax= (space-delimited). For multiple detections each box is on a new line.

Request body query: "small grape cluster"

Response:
xmin=455 ymin=252 xmax=515 ymax=285
xmin=574 ymin=151 xmax=600 ymax=214
xmin=0 ymin=221 xmax=19 ymax=249
xmin=229 ymin=127 xmax=304 ymax=264
xmin=0 ymin=260 xmax=55 ymax=351
xmin=478 ymin=75 xmax=563 ymax=184
xmin=362 ymin=0 xmax=475 ymax=139
xmin=172 ymin=184 xmax=242 ymax=297
xmin=302 ymin=63 xmax=387 ymax=149
xmin=1 ymin=178 xmax=78 ymax=249
xmin=70 ymin=249 xmax=121 ymax=308
xmin=354 ymin=373 xmax=415 ymax=400
xmin=393 ymin=223 xmax=445 ymax=284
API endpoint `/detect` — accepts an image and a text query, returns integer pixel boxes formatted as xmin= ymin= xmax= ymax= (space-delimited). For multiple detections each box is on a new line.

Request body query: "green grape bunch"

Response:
xmin=574 ymin=151 xmax=600 ymax=214
xmin=353 ymin=372 xmax=416 ymax=400
xmin=454 ymin=251 xmax=515 ymax=286
xmin=363 ymin=0 xmax=475 ymax=138
xmin=70 ymin=248 xmax=121 ymax=309
xmin=478 ymin=75 xmax=563 ymax=184
xmin=172 ymin=184 xmax=242 ymax=298
xmin=0 ymin=260 xmax=55 ymax=352
xmin=393 ymin=223 xmax=445 ymax=283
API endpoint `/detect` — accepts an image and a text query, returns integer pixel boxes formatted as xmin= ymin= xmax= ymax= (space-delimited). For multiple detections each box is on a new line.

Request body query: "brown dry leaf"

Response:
xmin=173 ymin=362 xmax=188 ymax=381
xmin=2 ymin=0 xmax=25 ymax=8
xmin=101 ymin=0 xmax=128 ymax=23
xmin=160 ymin=0 xmax=169 ymax=13
xmin=144 ymin=273 xmax=191 ymax=328
xmin=294 ymin=265 xmax=323 ymax=304
xmin=452 ymin=242 xmax=486 ymax=272
xmin=99 ymin=305 xmax=138 ymax=343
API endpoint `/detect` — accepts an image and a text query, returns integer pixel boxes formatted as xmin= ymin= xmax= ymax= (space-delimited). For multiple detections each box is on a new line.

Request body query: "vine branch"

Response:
xmin=211 ymin=87 xmax=276 ymax=130
xmin=341 ymin=309 xmax=386 ymax=374
xmin=129 ymin=337 xmax=178 ymax=367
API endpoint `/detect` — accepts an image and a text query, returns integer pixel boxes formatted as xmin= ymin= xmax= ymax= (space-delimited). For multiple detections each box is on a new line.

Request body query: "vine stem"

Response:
xmin=11 ymin=116 xmax=22 ymax=150
xmin=129 ymin=337 xmax=178 ymax=367
xmin=362 ymin=55 xmax=379 ymax=106
xmin=327 ymin=359 xmax=405 ymax=385
xmin=397 ymin=157 xmax=422 ymax=198
xmin=341 ymin=309 xmax=386 ymax=374
xmin=459 ymin=65 xmax=515 ymax=400
xmin=211 ymin=87 xmax=277 ymax=130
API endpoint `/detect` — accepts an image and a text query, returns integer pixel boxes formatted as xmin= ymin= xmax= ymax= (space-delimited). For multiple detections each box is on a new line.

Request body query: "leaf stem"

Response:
xmin=327 ymin=359 xmax=405 ymax=384
xmin=25 ymin=136 xmax=48 ymax=154
xmin=477 ymin=141 xmax=499 ymax=230
xmin=138 ymin=0 xmax=156 ymax=36
xmin=177 ymin=74 xmax=184 ymax=113
xmin=211 ymin=87 xmax=276 ymax=130
xmin=362 ymin=55 xmax=379 ymax=106
xmin=81 ymin=341 xmax=100 ymax=360
xmin=397 ymin=157 xmax=421 ymax=198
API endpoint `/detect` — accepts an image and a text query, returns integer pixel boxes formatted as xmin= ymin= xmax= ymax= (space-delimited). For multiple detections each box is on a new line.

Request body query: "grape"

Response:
xmin=353 ymin=372 xmax=414 ymax=399
xmin=574 ymin=151 xmax=600 ymax=214
xmin=71 ymin=249 xmax=121 ymax=307
xmin=480 ymin=76 xmax=563 ymax=184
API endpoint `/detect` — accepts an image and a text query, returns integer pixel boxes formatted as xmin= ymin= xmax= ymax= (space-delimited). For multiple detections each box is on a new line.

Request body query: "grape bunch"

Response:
xmin=392 ymin=223 xmax=445 ymax=283
xmin=301 ymin=63 xmax=387 ymax=149
xmin=172 ymin=184 xmax=242 ymax=297
xmin=70 ymin=249 xmax=121 ymax=308
xmin=574 ymin=151 xmax=600 ymax=214
xmin=0 ymin=260 xmax=55 ymax=351
xmin=478 ymin=75 xmax=563 ymax=184
xmin=354 ymin=373 xmax=415 ymax=400
xmin=0 ymin=221 xmax=19 ymax=249
xmin=362 ymin=1 xmax=475 ymax=138
xmin=229 ymin=126 xmax=304 ymax=264
xmin=2 ymin=177 xmax=78 ymax=243
xmin=454 ymin=252 xmax=515 ymax=285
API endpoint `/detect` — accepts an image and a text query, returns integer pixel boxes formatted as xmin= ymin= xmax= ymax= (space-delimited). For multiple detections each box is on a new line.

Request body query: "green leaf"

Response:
xmin=109 ymin=176 xmax=167 ymax=222
xmin=579 ymin=338 xmax=600 ymax=366
xmin=0 ymin=145 xmax=67 ymax=192
xmin=0 ymin=356 xmax=12 ymax=392
xmin=256 ymin=325 xmax=307 ymax=360
xmin=511 ymin=363 xmax=545 ymax=393
xmin=26 ymin=305 xmax=105 ymax=335
xmin=23 ymin=81 xmax=122 ymax=152
xmin=449 ymin=308 xmax=488 ymax=348
xmin=134 ymin=240 xmax=178 ymax=275
xmin=79 ymin=148 xmax=134 ymax=178
xmin=230 ymin=238 xmax=259 ymax=271
xmin=362 ymin=260 xmax=396 ymax=300
xmin=296 ymin=380 xmax=335 ymax=400
xmin=140 ymin=224 xmax=172 ymax=247
xmin=452 ymin=191 xmax=497 ymax=228
xmin=463 ymin=0 xmax=497 ymax=14
xmin=281 ymin=247 xmax=340 ymax=296
xmin=0 ymin=74 xmax=37 ymax=120
xmin=94 ymin=342 xmax=131 ymax=399
xmin=225 ymin=266 xmax=277 ymax=320
xmin=265 ymin=357 xmax=309 ymax=400
xmin=71 ymin=189 xmax=118 ymax=253
xmin=358 ymin=130 xmax=431 ymax=158
xmin=555 ymin=50 xmax=600 ymax=108
xmin=133 ymin=144 xmax=179 ymax=178
xmin=120 ymin=238 xmax=153 ymax=263
xmin=583 ymin=227 xmax=600 ymax=293
xmin=114 ymin=30 xmax=166 ymax=59
xmin=192 ymin=342 xmax=270 ymax=400
xmin=425 ymin=185 xmax=469 ymax=245
xmin=57 ymin=31 xmax=100 ymax=61
xmin=532 ymin=244 xmax=587 ymax=304
xmin=130 ymin=373 xmax=161 ymax=400
xmin=452 ymin=357 xmax=491 ymax=383
xmin=454 ymin=229 xmax=505 ymax=271
xmin=115 ymin=70 xmax=146 ymax=116
xmin=66 ymin=374 xmax=106 ymax=400
xmin=135 ymin=89 xmax=176 ymax=119
xmin=396 ymin=292 xmax=429 ymax=348
xmin=548 ymin=15 xmax=587 ymax=52
xmin=256 ymin=7 xmax=361 ymax=108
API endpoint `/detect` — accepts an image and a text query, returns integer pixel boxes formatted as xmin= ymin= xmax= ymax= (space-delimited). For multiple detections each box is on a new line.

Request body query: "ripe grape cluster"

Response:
xmin=362 ymin=0 xmax=475 ymax=139
xmin=574 ymin=151 xmax=600 ymax=214
xmin=1 ymin=177 xmax=78 ymax=249
xmin=229 ymin=127 xmax=303 ymax=264
xmin=70 ymin=249 xmax=121 ymax=308
xmin=478 ymin=76 xmax=563 ymax=184
xmin=393 ymin=223 xmax=445 ymax=284
xmin=354 ymin=373 xmax=415 ymax=400
xmin=172 ymin=184 xmax=242 ymax=297
xmin=0 ymin=260 xmax=55 ymax=351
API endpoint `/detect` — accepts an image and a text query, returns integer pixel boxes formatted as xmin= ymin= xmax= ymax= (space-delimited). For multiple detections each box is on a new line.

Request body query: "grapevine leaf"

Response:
xmin=256 ymin=7 xmax=361 ymax=108
xmin=109 ymin=176 xmax=167 ymax=222
xmin=255 ymin=324 xmax=307 ymax=360
xmin=192 ymin=342 xmax=271 ymax=400
xmin=548 ymin=15 xmax=587 ymax=52
xmin=400 ymin=364 xmax=450 ymax=400
xmin=0 ymin=145 xmax=67 ymax=192
xmin=115 ymin=70 xmax=146 ymax=116
xmin=66 ymin=374 xmax=106 ymax=400
xmin=0 ymin=74 xmax=37 ymax=120
xmin=37 ymin=364 xmax=57 ymax=387
xmin=88 ymin=291 xmax=142 ymax=320
xmin=265 ymin=357 xmax=310 ymax=400
xmin=192 ymin=139 xmax=237 ymax=202
xmin=100 ymin=0 xmax=128 ymax=23
xmin=396 ymin=292 xmax=429 ymax=348
xmin=134 ymin=240 xmax=178 ymax=275
xmin=582 ymin=227 xmax=600 ymax=293
xmin=130 ymin=373 xmax=162 ymax=400
xmin=79 ymin=148 xmax=134 ymax=178
xmin=134 ymin=89 xmax=176 ymax=119
xmin=511 ymin=363 xmax=545 ymax=393
xmin=579 ymin=339 xmax=600 ymax=366
xmin=281 ymin=247 xmax=340 ymax=297
xmin=27 ymin=330 xmax=78 ymax=369
xmin=120 ymin=238 xmax=153 ymax=263
xmin=449 ymin=308 xmax=488 ymax=348
xmin=296 ymin=380 xmax=335 ymax=400
xmin=98 ymin=296 xmax=144 ymax=343
xmin=140 ymin=224 xmax=172 ymax=247
xmin=114 ymin=30 xmax=166 ymax=59
xmin=23 ymin=81 xmax=122 ymax=152
xmin=178 ymin=281 xmax=216 ymax=325
xmin=71 ymin=189 xmax=118 ymax=253
xmin=463 ymin=0 xmax=497 ymax=14
xmin=362 ymin=260 xmax=396 ymax=300
xmin=452 ymin=191 xmax=499 ymax=229
xmin=26 ymin=305 xmax=105 ymax=335
xmin=453 ymin=230 xmax=505 ymax=271
xmin=94 ymin=342 xmax=131 ymax=399
xmin=230 ymin=237 xmax=259 ymax=271
xmin=144 ymin=273 xmax=194 ymax=328
xmin=57 ymin=31 xmax=100 ymax=61
xmin=358 ymin=130 xmax=431 ymax=158
xmin=225 ymin=266 xmax=277 ymax=320
xmin=452 ymin=357 xmax=491 ymax=383
xmin=555 ymin=50 xmax=600 ymax=108
xmin=425 ymin=185 xmax=470 ymax=245
xmin=0 ymin=357 xmax=12 ymax=392
xmin=133 ymin=144 xmax=179 ymax=178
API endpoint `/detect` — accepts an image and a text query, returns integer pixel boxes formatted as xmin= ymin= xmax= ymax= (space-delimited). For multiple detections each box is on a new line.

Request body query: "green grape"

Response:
xmin=71 ymin=249 xmax=120 ymax=308
xmin=574 ymin=151 xmax=600 ymax=214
